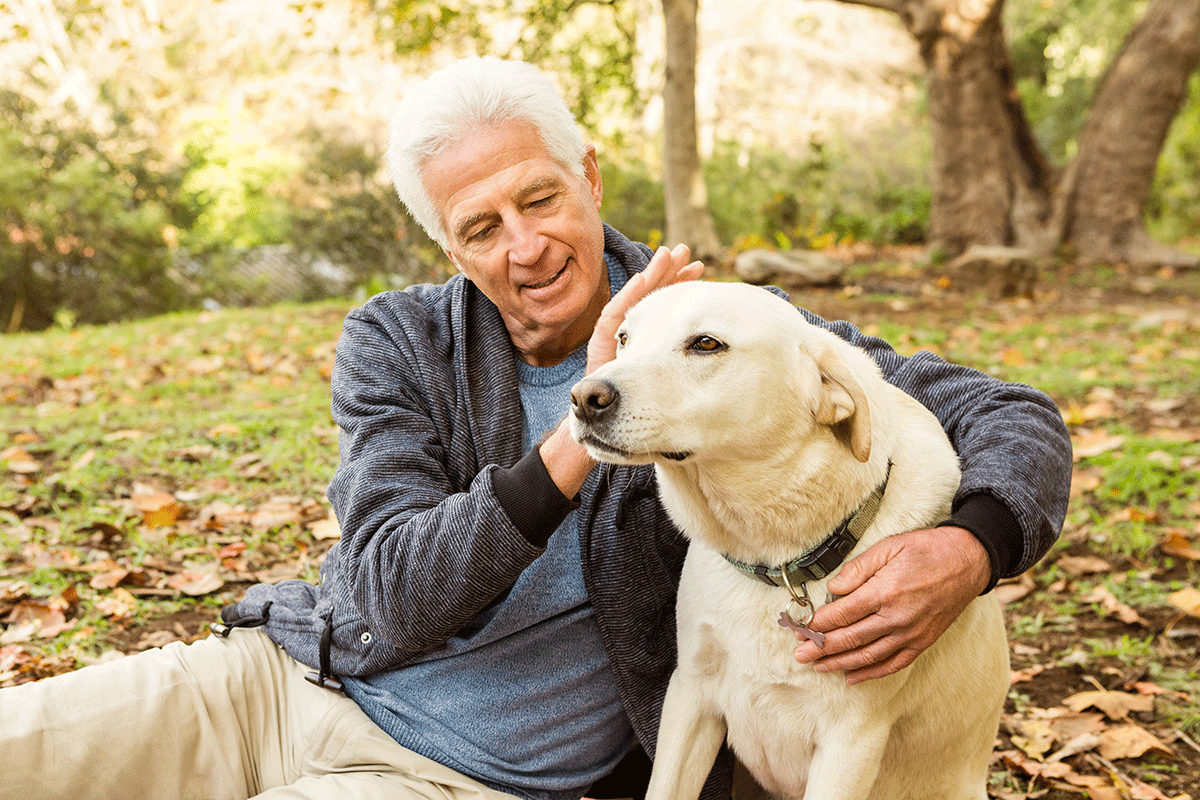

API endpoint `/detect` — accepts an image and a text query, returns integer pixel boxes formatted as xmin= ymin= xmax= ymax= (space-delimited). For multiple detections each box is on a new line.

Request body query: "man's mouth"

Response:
xmin=525 ymin=264 xmax=568 ymax=291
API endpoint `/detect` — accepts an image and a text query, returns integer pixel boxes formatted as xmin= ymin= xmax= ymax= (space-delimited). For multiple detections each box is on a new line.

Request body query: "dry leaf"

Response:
xmin=309 ymin=515 xmax=341 ymax=541
xmin=2 ymin=447 xmax=40 ymax=474
xmin=1073 ymin=431 xmax=1125 ymax=460
xmin=1046 ymin=732 xmax=1101 ymax=762
xmin=88 ymin=568 xmax=130 ymax=590
xmin=1058 ymin=555 xmax=1113 ymax=575
xmin=132 ymin=491 xmax=181 ymax=528
xmin=167 ymin=568 xmax=223 ymax=597
xmin=1161 ymin=531 xmax=1200 ymax=561
xmin=1082 ymin=585 xmax=1148 ymax=626
xmin=1167 ymin=587 xmax=1200 ymax=617
xmin=1097 ymin=723 xmax=1173 ymax=760
xmin=94 ymin=587 xmax=137 ymax=620
xmin=1063 ymin=690 xmax=1153 ymax=720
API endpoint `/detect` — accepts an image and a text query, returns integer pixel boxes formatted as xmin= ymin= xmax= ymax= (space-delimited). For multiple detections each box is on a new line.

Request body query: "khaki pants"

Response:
xmin=0 ymin=628 xmax=516 ymax=800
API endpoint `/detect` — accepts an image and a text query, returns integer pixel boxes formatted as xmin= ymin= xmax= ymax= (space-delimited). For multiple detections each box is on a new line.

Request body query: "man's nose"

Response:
xmin=506 ymin=215 xmax=549 ymax=265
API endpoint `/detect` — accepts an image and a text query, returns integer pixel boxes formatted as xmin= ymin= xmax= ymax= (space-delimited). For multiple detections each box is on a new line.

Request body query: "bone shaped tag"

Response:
xmin=778 ymin=610 xmax=826 ymax=648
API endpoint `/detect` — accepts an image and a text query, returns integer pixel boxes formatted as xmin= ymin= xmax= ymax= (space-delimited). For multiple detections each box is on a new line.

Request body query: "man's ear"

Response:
xmin=444 ymin=249 xmax=464 ymax=273
xmin=814 ymin=346 xmax=872 ymax=463
xmin=583 ymin=144 xmax=602 ymax=210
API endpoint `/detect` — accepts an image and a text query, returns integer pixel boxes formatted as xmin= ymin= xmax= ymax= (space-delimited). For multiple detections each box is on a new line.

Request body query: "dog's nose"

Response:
xmin=570 ymin=378 xmax=619 ymax=423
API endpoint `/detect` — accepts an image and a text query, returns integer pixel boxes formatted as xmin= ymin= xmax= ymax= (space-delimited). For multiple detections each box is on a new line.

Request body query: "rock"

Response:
xmin=733 ymin=249 xmax=845 ymax=287
xmin=946 ymin=245 xmax=1038 ymax=299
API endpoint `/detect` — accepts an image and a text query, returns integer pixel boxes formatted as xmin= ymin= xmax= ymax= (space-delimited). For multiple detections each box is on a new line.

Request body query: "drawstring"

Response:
xmin=304 ymin=615 xmax=344 ymax=692
xmin=210 ymin=601 xmax=273 ymax=637
xmin=212 ymin=601 xmax=343 ymax=693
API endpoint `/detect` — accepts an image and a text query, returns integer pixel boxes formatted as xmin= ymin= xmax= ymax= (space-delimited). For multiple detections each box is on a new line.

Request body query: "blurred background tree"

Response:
xmin=2 ymin=0 xmax=1197 ymax=331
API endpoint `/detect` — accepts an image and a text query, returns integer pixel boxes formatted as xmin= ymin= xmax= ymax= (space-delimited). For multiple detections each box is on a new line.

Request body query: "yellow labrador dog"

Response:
xmin=569 ymin=281 xmax=1008 ymax=800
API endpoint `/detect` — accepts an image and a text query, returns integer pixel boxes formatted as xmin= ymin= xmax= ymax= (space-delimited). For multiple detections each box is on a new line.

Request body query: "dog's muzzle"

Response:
xmin=570 ymin=377 xmax=619 ymax=424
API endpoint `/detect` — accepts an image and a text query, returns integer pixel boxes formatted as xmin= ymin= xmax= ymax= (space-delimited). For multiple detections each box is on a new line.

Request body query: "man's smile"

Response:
xmin=523 ymin=263 xmax=569 ymax=291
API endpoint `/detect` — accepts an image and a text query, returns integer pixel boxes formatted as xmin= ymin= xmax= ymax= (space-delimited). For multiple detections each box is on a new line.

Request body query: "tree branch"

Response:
xmin=831 ymin=0 xmax=901 ymax=13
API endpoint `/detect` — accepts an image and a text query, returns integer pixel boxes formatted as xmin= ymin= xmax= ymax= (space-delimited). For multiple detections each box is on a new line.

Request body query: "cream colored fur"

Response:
xmin=569 ymin=281 xmax=1009 ymax=800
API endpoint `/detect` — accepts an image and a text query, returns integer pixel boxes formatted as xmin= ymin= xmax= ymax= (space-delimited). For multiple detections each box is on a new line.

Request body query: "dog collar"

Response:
xmin=723 ymin=461 xmax=892 ymax=587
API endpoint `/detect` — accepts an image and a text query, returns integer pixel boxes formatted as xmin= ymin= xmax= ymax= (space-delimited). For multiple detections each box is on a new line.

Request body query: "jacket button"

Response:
xmin=360 ymin=631 xmax=372 ymax=644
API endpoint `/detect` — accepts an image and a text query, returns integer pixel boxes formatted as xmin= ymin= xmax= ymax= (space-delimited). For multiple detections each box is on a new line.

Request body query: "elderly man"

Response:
xmin=0 ymin=57 xmax=1071 ymax=800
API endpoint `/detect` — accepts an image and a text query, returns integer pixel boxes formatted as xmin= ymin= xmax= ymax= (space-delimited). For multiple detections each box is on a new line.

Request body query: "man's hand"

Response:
xmin=792 ymin=526 xmax=992 ymax=685
xmin=542 ymin=244 xmax=703 ymax=499
xmin=586 ymin=244 xmax=703 ymax=374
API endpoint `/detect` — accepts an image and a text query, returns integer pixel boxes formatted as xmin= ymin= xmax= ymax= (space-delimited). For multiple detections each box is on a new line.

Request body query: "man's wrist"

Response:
xmin=538 ymin=420 xmax=597 ymax=500
xmin=938 ymin=493 xmax=1021 ymax=594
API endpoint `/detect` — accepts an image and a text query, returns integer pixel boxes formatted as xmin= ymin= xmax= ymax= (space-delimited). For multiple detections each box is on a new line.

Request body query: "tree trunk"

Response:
xmin=898 ymin=0 xmax=1055 ymax=255
xmin=1058 ymin=0 xmax=1200 ymax=267
xmin=838 ymin=0 xmax=1200 ymax=269
xmin=661 ymin=0 xmax=724 ymax=264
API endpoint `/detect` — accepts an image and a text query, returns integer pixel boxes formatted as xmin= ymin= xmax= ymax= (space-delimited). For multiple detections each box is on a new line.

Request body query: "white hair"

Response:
xmin=387 ymin=57 xmax=587 ymax=247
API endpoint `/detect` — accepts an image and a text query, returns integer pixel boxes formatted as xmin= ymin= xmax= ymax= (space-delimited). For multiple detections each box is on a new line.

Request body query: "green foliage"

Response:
xmin=367 ymin=0 xmax=646 ymax=131
xmin=0 ymin=91 xmax=187 ymax=332
xmin=1148 ymin=72 xmax=1200 ymax=243
xmin=177 ymin=110 xmax=298 ymax=254
xmin=285 ymin=130 xmax=447 ymax=289
xmin=1006 ymin=0 xmax=1149 ymax=162
xmin=701 ymin=137 xmax=931 ymax=251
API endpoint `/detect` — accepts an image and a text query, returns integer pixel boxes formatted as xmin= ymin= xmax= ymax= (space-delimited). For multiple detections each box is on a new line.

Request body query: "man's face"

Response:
xmin=423 ymin=120 xmax=608 ymax=367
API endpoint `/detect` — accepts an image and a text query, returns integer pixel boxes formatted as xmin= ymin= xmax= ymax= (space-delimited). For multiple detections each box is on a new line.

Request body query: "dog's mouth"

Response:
xmin=579 ymin=433 xmax=691 ymax=464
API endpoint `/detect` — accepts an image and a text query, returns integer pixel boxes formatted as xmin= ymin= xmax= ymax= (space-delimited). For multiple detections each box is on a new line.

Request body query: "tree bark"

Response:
xmin=837 ymin=0 xmax=1200 ymax=269
xmin=1059 ymin=0 xmax=1200 ymax=267
xmin=661 ymin=0 xmax=724 ymax=264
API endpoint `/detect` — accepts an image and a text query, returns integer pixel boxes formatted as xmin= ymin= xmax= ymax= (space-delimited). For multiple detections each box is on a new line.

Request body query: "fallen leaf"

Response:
xmin=88 ymin=568 xmax=130 ymax=590
xmin=1073 ymin=430 xmax=1125 ymax=460
xmin=1081 ymin=585 xmax=1148 ymax=626
xmin=2 ymin=447 xmax=40 ymax=474
xmin=1096 ymin=723 xmax=1173 ymax=760
xmin=132 ymin=491 xmax=181 ymax=528
xmin=167 ymin=568 xmax=223 ymax=597
xmin=308 ymin=515 xmax=341 ymax=540
xmin=1161 ymin=531 xmax=1200 ymax=561
xmin=1046 ymin=732 xmax=1101 ymax=762
xmin=1167 ymin=587 xmax=1200 ymax=617
xmin=1058 ymin=555 xmax=1112 ymax=575
xmin=205 ymin=423 xmax=240 ymax=439
xmin=1063 ymin=690 xmax=1153 ymax=721
xmin=101 ymin=429 xmax=144 ymax=442
xmin=94 ymin=587 xmax=137 ymax=620
xmin=995 ymin=574 xmax=1034 ymax=605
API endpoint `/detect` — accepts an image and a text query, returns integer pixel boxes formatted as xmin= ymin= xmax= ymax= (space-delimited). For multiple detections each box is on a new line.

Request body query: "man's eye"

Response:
xmin=688 ymin=335 xmax=724 ymax=353
xmin=529 ymin=193 xmax=556 ymax=208
xmin=467 ymin=225 xmax=496 ymax=243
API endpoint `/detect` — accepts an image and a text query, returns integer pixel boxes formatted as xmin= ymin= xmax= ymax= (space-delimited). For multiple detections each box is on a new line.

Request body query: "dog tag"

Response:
xmin=778 ymin=610 xmax=826 ymax=648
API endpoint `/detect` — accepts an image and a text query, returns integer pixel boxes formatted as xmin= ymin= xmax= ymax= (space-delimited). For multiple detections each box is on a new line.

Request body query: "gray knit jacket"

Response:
xmin=221 ymin=224 xmax=1072 ymax=800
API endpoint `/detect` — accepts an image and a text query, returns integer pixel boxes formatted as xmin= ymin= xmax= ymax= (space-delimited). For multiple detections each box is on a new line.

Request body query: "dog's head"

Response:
xmin=569 ymin=281 xmax=874 ymax=468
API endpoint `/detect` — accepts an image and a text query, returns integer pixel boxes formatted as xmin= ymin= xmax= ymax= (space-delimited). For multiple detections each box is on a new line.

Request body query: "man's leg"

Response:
xmin=2 ymin=628 xmax=526 ymax=800
xmin=0 ymin=628 xmax=307 ymax=800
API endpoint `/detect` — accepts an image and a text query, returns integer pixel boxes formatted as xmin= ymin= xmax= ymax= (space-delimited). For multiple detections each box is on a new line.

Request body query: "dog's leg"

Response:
xmin=801 ymin=720 xmax=889 ymax=800
xmin=645 ymin=671 xmax=728 ymax=800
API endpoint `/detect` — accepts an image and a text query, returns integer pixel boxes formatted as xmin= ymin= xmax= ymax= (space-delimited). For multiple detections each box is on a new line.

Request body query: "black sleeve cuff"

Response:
xmin=937 ymin=493 xmax=1021 ymax=595
xmin=491 ymin=445 xmax=580 ymax=548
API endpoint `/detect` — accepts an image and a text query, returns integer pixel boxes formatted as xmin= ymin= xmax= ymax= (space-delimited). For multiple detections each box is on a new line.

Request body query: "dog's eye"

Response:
xmin=688 ymin=335 xmax=725 ymax=353
xmin=617 ymin=331 xmax=628 ymax=348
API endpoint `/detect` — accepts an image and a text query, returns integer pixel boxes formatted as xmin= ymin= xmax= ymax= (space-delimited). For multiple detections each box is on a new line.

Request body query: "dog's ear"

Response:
xmin=814 ymin=346 xmax=872 ymax=463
